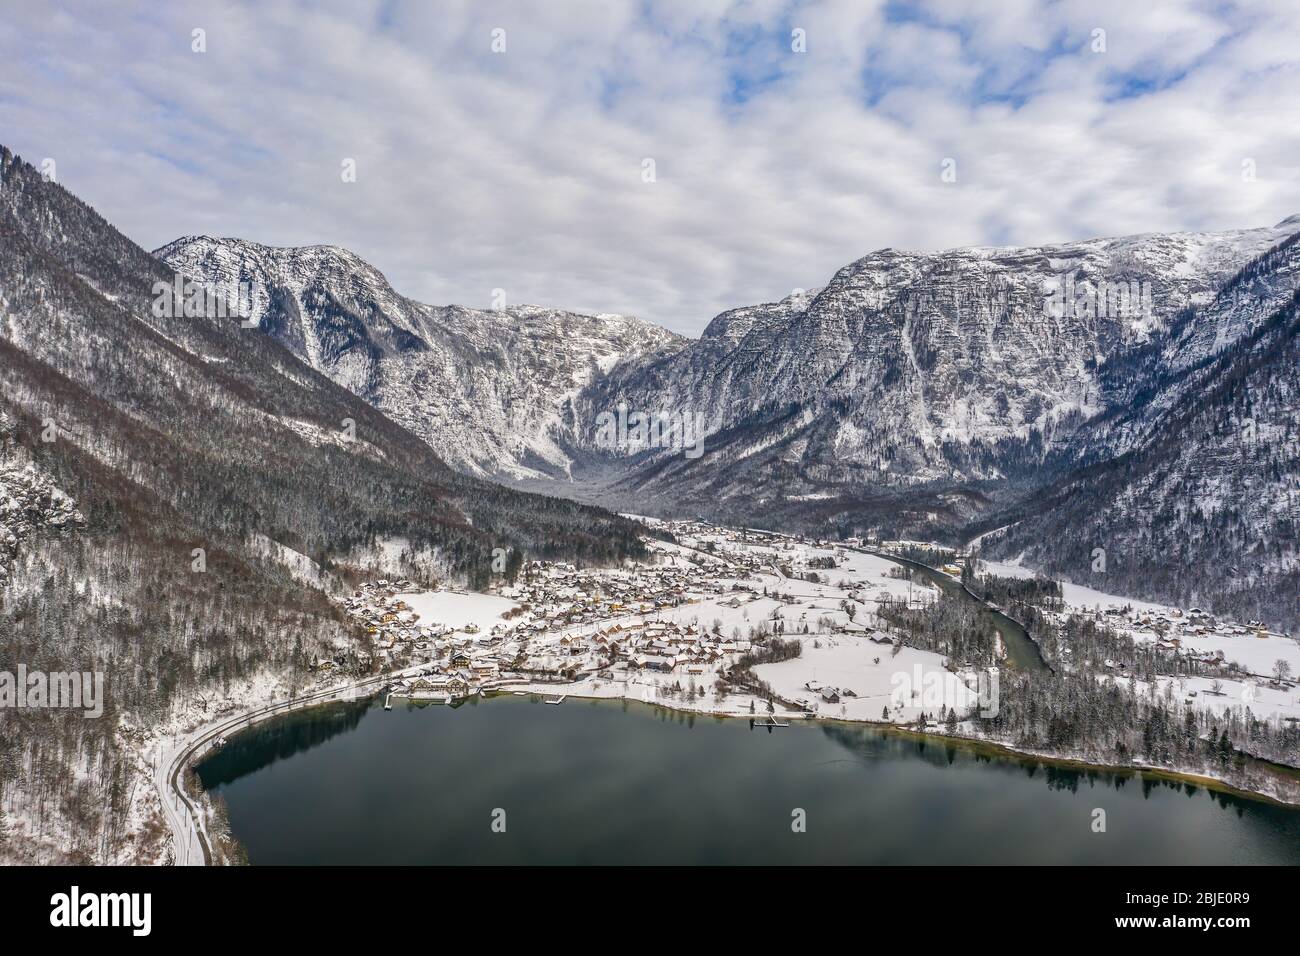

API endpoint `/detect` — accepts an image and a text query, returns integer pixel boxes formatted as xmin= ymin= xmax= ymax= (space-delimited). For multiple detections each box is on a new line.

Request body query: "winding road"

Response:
xmin=153 ymin=672 xmax=397 ymax=865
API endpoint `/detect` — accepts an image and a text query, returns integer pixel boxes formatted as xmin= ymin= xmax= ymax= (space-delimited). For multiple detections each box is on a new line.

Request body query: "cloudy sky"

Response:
xmin=3 ymin=0 xmax=1299 ymax=334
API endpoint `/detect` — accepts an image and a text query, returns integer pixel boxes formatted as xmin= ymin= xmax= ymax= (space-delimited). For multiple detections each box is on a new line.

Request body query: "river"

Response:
xmin=860 ymin=547 xmax=1051 ymax=672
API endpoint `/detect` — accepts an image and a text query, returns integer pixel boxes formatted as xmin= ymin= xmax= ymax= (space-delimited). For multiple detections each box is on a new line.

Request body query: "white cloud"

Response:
xmin=2 ymin=0 xmax=1298 ymax=334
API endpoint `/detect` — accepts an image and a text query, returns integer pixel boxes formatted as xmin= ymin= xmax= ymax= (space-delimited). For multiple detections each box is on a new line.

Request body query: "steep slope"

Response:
xmin=0 ymin=144 xmax=646 ymax=862
xmin=162 ymin=219 xmax=1300 ymax=557
xmin=976 ymin=234 xmax=1300 ymax=630
xmin=0 ymin=412 xmax=84 ymax=587
xmin=154 ymin=236 xmax=683 ymax=479
xmin=1056 ymin=224 xmax=1300 ymax=465
xmin=0 ymin=150 xmax=645 ymax=575
xmin=153 ymin=206 xmax=1300 ymax=630
xmin=563 ymin=221 xmax=1298 ymax=530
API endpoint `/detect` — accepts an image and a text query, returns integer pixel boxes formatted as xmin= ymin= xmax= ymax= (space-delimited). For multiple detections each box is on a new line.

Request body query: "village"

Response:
xmin=321 ymin=519 xmax=1300 ymax=732
xmin=324 ymin=521 xmax=970 ymax=722
xmin=903 ymin=544 xmax=1300 ymax=726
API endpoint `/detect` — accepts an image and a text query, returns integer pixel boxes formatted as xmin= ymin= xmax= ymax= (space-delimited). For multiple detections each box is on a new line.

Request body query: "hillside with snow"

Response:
xmin=155 ymin=236 xmax=683 ymax=479
xmin=157 ymin=214 xmax=1300 ymax=634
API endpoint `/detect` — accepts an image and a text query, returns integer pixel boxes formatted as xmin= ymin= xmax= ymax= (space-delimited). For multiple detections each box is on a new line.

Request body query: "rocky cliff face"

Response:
xmin=159 ymin=215 xmax=1300 ymax=626
xmin=155 ymin=237 xmax=682 ymax=479
xmin=575 ymin=221 xmax=1298 ymax=485
xmin=163 ymin=221 xmax=1294 ymax=495
xmin=979 ymin=234 xmax=1300 ymax=629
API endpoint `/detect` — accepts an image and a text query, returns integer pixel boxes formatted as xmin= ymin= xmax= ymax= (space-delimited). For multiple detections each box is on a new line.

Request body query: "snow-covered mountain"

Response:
xmin=1060 ymin=221 xmax=1300 ymax=465
xmin=155 ymin=237 xmax=683 ymax=478
xmin=160 ymin=217 xmax=1300 ymax=627
xmin=594 ymin=216 xmax=1299 ymax=625
xmin=160 ymin=221 xmax=1299 ymax=500
xmin=979 ymin=229 xmax=1300 ymax=629
xmin=0 ymin=142 xmax=653 ymax=863
xmin=575 ymin=220 xmax=1299 ymax=486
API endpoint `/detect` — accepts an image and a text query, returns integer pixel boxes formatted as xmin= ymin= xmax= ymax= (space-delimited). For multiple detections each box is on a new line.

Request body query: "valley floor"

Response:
xmin=10 ymin=517 xmax=1298 ymax=865
xmin=142 ymin=520 xmax=1300 ymax=864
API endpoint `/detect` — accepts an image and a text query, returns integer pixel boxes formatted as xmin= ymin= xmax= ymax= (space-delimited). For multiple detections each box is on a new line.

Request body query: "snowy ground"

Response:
xmin=754 ymin=634 xmax=982 ymax=723
xmin=403 ymin=590 xmax=519 ymax=630
xmin=1162 ymin=629 xmax=1300 ymax=679
xmin=1105 ymin=673 xmax=1300 ymax=727
xmin=248 ymin=533 xmax=325 ymax=587
xmin=979 ymin=557 xmax=1174 ymax=615
xmin=980 ymin=556 xmax=1300 ymax=679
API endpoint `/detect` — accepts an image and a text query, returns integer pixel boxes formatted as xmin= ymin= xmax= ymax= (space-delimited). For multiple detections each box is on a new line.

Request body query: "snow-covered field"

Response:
xmin=403 ymin=590 xmax=519 ymax=631
xmin=980 ymin=556 xmax=1300 ymax=680
xmin=979 ymin=557 xmax=1174 ymax=615
xmin=1107 ymin=674 xmax=1300 ymax=727
xmin=1164 ymin=629 xmax=1300 ymax=679
xmin=754 ymin=635 xmax=981 ymax=723
xmin=614 ymin=551 xmax=962 ymax=722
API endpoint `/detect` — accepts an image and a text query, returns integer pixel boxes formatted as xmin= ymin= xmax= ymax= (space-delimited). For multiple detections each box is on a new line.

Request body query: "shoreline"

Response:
xmin=157 ymin=674 xmax=394 ymax=865
xmin=501 ymin=686 xmax=1300 ymax=810
xmin=166 ymin=536 xmax=1299 ymax=860
xmin=175 ymin=673 xmax=1300 ymax=853
xmin=866 ymin=720 xmax=1300 ymax=811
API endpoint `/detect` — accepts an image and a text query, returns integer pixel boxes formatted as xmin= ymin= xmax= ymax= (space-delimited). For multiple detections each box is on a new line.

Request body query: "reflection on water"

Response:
xmin=818 ymin=721 xmax=1275 ymax=814
xmin=197 ymin=698 xmax=371 ymax=788
xmin=198 ymin=695 xmax=1300 ymax=865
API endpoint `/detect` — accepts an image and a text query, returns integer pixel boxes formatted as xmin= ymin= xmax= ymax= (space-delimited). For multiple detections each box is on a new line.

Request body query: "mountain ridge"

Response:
xmin=1 ymin=141 xmax=657 ymax=860
xmin=155 ymin=234 xmax=685 ymax=479
xmin=157 ymin=210 xmax=1300 ymax=629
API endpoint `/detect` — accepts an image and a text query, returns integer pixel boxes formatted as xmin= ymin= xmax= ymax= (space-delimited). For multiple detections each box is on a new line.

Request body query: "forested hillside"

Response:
xmin=0 ymin=144 xmax=647 ymax=862
xmin=976 ymin=240 xmax=1300 ymax=629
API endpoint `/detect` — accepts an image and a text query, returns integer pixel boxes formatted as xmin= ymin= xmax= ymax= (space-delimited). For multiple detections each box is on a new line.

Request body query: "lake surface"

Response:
xmin=199 ymin=694 xmax=1300 ymax=864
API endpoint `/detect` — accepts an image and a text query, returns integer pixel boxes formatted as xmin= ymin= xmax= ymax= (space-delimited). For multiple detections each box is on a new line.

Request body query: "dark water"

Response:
xmin=199 ymin=695 xmax=1300 ymax=864
xmin=860 ymin=547 xmax=1050 ymax=672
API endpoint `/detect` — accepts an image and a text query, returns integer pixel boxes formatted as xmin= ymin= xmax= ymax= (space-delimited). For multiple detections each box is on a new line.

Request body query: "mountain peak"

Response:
xmin=155 ymin=234 xmax=378 ymax=271
xmin=157 ymin=233 xmax=686 ymax=479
